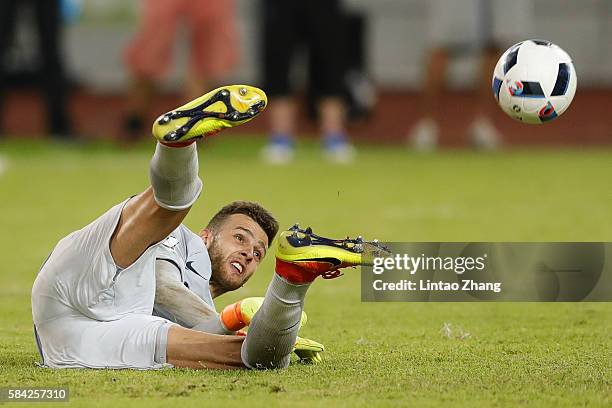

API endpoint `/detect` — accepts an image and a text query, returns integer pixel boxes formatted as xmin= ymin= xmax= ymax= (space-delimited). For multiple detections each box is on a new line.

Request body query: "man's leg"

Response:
xmin=122 ymin=0 xmax=180 ymax=140
xmin=305 ymin=0 xmax=354 ymax=163
xmin=184 ymin=0 xmax=238 ymax=101
xmin=35 ymin=313 xmax=176 ymax=369
xmin=465 ymin=46 xmax=503 ymax=150
xmin=165 ymin=227 xmax=373 ymax=370
xmin=165 ymin=273 xmax=309 ymax=370
xmin=240 ymin=273 xmax=309 ymax=368
xmin=111 ymin=85 xmax=267 ymax=268
xmin=260 ymin=0 xmax=297 ymax=164
xmin=407 ymin=47 xmax=449 ymax=151
xmin=242 ymin=227 xmax=372 ymax=368
xmin=0 ymin=0 xmax=18 ymax=135
xmin=110 ymin=144 xmax=199 ymax=268
xmin=33 ymin=0 xmax=72 ymax=137
xmin=166 ymin=326 xmax=246 ymax=369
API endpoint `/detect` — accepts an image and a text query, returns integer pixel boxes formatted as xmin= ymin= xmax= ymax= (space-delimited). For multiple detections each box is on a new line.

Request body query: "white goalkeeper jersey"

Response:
xmin=153 ymin=224 xmax=215 ymax=324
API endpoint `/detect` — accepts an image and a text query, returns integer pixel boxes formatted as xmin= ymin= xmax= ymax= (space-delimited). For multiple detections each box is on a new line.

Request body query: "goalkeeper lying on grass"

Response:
xmin=31 ymin=85 xmax=381 ymax=370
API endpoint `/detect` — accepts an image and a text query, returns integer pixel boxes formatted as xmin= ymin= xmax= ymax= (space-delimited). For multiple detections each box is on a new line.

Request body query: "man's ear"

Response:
xmin=199 ymin=229 xmax=213 ymax=248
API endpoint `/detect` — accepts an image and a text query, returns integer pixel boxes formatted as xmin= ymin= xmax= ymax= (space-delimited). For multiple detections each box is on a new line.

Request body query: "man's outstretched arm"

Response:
xmin=154 ymin=259 xmax=231 ymax=334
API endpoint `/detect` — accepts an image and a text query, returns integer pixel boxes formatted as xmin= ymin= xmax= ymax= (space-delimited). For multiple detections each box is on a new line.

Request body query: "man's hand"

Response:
xmin=221 ymin=297 xmax=307 ymax=332
xmin=293 ymin=336 xmax=324 ymax=364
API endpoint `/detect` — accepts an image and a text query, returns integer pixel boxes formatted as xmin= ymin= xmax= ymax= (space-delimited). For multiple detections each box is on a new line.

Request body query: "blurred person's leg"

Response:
xmin=123 ymin=0 xmax=182 ymax=141
xmin=267 ymin=97 xmax=296 ymax=139
xmin=479 ymin=48 xmax=501 ymax=120
xmin=409 ymin=47 xmax=449 ymax=151
xmin=0 ymin=0 xmax=20 ymax=136
xmin=465 ymin=0 xmax=502 ymax=150
xmin=260 ymin=0 xmax=298 ymax=164
xmin=33 ymin=0 xmax=72 ymax=138
xmin=409 ymin=0 xmax=479 ymax=151
xmin=466 ymin=45 xmax=503 ymax=150
xmin=185 ymin=0 xmax=238 ymax=101
xmin=306 ymin=0 xmax=354 ymax=163
xmin=467 ymin=0 xmax=534 ymax=150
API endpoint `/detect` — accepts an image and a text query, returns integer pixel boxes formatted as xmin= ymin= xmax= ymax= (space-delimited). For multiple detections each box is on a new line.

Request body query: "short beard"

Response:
xmin=208 ymin=235 xmax=241 ymax=292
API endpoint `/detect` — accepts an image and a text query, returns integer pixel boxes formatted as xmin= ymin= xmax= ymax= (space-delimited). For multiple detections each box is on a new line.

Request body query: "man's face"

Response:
xmin=201 ymin=214 xmax=269 ymax=292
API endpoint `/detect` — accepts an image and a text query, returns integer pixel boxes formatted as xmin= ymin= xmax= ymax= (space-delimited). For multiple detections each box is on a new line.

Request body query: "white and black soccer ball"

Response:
xmin=492 ymin=40 xmax=577 ymax=124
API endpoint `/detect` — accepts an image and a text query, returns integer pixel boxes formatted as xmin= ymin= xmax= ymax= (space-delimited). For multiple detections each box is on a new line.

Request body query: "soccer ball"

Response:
xmin=492 ymin=40 xmax=577 ymax=124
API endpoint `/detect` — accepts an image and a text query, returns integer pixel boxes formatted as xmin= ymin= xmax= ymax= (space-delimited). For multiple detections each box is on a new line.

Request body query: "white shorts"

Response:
xmin=32 ymin=199 xmax=175 ymax=369
xmin=428 ymin=0 xmax=533 ymax=50
xmin=33 ymin=313 xmax=173 ymax=369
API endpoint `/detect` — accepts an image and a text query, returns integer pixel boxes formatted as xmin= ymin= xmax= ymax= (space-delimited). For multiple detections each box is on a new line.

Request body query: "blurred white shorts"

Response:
xmin=428 ymin=0 xmax=533 ymax=50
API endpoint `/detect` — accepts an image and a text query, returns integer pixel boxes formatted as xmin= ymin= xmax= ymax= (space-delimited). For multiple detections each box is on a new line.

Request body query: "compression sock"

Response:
xmin=240 ymin=274 xmax=310 ymax=369
xmin=149 ymin=142 xmax=202 ymax=210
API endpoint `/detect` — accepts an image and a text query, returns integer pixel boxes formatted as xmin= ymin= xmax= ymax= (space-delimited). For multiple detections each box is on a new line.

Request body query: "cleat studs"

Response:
xmin=158 ymin=114 xmax=171 ymax=125
xmin=239 ymin=87 xmax=248 ymax=96
xmin=165 ymin=130 xmax=178 ymax=141
xmin=220 ymin=89 xmax=229 ymax=97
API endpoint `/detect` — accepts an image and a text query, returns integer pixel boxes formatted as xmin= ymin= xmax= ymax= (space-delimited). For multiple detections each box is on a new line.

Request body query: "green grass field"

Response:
xmin=0 ymin=137 xmax=610 ymax=407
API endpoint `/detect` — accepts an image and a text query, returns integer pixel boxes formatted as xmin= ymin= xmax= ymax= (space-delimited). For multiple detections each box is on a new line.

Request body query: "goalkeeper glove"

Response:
xmin=220 ymin=297 xmax=308 ymax=332
xmin=293 ymin=336 xmax=324 ymax=364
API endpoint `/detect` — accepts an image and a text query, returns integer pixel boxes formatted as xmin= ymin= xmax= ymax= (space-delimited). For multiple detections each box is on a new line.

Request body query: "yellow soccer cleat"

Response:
xmin=152 ymin=85 xmax=267 ymax=144
xmin=275 ymin=225 xmax=389 ymax=284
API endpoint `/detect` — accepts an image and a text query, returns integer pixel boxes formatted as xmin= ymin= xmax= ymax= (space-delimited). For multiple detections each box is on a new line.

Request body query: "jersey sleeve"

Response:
xmin=155 ymin=243 xmax=184 ymax=281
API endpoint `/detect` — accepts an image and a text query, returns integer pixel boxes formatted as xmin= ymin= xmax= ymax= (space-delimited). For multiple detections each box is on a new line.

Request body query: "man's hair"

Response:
xmin=207 ymin=201 xmax=279 ymax=247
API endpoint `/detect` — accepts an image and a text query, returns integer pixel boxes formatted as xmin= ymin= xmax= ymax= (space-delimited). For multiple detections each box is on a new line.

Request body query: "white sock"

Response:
xmin=149 ymin=143 xmax=203 ymax=210
xmin=241 ymin=274 xmax=310 ymax=369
